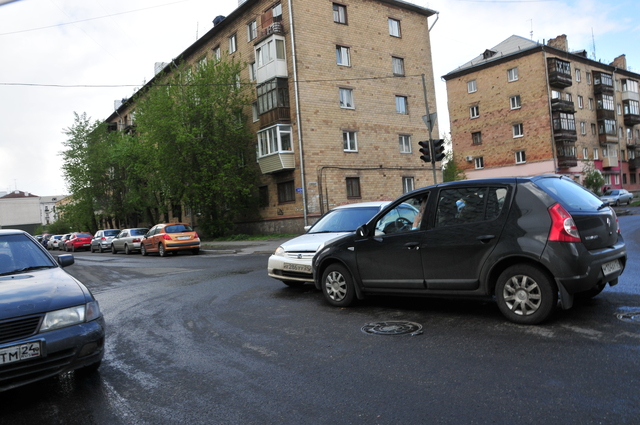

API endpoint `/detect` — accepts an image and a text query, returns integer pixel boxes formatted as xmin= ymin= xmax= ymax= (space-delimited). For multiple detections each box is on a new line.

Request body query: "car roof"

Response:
xmin=0 ymin=229 xmax=29 ymax=236
xmin=331 ymin=201 xmax=391 ymax=210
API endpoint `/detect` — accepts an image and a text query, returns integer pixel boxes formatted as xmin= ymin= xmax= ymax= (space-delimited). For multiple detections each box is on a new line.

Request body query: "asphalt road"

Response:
xmin=2 ymin=214 xmax=640 ymax=425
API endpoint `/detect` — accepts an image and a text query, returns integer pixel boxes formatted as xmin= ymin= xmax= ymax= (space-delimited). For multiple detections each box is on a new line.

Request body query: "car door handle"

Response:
xmin=476 ymin=235 xmax=495 ymax=243
xmin=404 ymin=241 xmax=420 ymax=250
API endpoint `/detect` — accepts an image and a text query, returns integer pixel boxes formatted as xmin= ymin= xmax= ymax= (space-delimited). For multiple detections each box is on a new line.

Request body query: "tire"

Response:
xmin=321 ymin=263 xmax=356 ymax=307
xmin=72 ymin=245 xmax=76 ymax=252
xmin=141 ymin=244 xmax=148 ymax=256
xmin=575 ymin=282 xmax=606 ymax=299
xmin=495 ymin=264 xmax=557 ymax=325
xmin=111 ymin=244 xmax=117 ymax=254
xmin=283 ymin=280 xmax=305 ymax=288
xmin=99 ymin=246 xmax=105 ymax=253
xmin=615 ymin=200 xmax=620 ymax=206
xmin=90 ymin=245 xmax=94 ymax=253
xmin=124 ymin=244 xmax=131 ymax=255
xmin=159 ymin=243 xmax=167 ymax=257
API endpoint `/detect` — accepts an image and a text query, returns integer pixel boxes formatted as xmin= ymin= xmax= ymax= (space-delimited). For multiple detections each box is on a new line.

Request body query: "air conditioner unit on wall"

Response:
xmin=466 ymin=156 xmax=474 ymax=161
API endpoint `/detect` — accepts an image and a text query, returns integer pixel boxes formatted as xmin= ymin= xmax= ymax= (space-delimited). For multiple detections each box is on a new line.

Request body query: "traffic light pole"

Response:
xmin=421 ymin=73 xmax=438 ymax=184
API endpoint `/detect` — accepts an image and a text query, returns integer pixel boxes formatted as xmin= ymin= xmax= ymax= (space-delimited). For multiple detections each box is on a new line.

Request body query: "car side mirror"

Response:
xmin=57 ymin=254 xmax=75 ymax=268
xmin=356 ymin=225 xmax=369 ymax=238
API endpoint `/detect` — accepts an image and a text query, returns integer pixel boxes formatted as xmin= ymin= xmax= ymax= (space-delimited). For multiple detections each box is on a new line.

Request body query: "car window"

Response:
xmin=0 ymin=234 xmax=56 ymax=275
xmin=131 ymin=229 xmax=147 ymax=236
xmin=104 ymin=230 xmax=120 ymax=237
xmin=76 ymin=233 xmax=92 ymax=238
xmin=310 ymin=207 xmax=382 ymax=233
xmin=535 ymin=177 xmax=603 ymax=210
xmin=374 ymin=196 xmax=424 ymax=235
xmin=436 ymin=187 xmax=506 ymax=227
xmin=165 ymin=224 xmax=193 ymax=233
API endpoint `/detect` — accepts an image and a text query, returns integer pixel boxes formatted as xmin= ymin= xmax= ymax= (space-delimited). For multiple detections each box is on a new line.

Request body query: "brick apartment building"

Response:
xmin=106 ymin=0 xmax=441 ymax=233
xmin=443 ymin=34 xmax=640 ymax=193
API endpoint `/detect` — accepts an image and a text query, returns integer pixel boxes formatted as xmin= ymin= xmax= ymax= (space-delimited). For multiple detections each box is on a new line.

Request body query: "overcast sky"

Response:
xmin=1 ymin=0 xmax=638 ymax=196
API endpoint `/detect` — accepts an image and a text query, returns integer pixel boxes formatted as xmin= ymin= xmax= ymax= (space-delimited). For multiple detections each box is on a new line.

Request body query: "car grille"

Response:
xmin=284 ymin=252 xmax=315 ymax=260
xmin=0 ymin=315 xmax=43 ymax=344
xmin=0 ymin=347 xmax=76 ymax=392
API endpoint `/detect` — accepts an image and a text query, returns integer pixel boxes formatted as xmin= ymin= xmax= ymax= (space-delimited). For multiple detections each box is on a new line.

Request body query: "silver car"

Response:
xmin=110 ymin=228 xmax=148 ymax=254
xmin=90 ymin=229 xmax=120 ymax=253
xmin=600 ymin=189 xmax=634 ymax=206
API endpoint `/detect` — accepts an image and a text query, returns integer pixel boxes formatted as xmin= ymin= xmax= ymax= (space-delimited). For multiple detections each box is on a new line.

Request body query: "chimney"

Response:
xmin=610 ymin=55 xmax=627 ymax=70
xmin=547 ymin=35 xmax=569 ymax=52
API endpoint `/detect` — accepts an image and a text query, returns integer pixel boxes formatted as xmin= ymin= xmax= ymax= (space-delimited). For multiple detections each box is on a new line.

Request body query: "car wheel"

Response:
xmin=124 ymin=244 xmax=131 ymax=255
xmin=575 ymin=282 xmax=606 ymax=299
xmin=72 ymin=245 xmax=76 ymax=252
xmin=496 ymin=264 xmax=557 ymax=325
xmin=99 ymin=245 xmax=105 ymax=253
xmin=321 ymin=263 xmax=356 ymax=307
xmin=159 ymin=243 xmax=167 ymax=257
xmin=111 ymin=244 xmax=117 ymax=254
xmin=615 ymin=200 xmax=620 ymax=206
xmin=283 ymin=280 xmax=305 ymax=287
xmin=141 ymin=244 xmax=148 ymax=256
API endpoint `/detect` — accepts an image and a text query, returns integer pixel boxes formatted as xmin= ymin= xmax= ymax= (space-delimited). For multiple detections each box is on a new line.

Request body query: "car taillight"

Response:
xmin=101 ymin=237 xmax=106 ymax=240
xmin=194 ymin=232 xmax=199 ymax=239
xmin=132 ymin=238 xmax=140 ymax=242
xmin=548 ymin=203 xmax=581 ymax=242
xmin=162 ymin=234 xmax=172 ymax=240
xmin=611 ymin=208 xmax=621 ymax=234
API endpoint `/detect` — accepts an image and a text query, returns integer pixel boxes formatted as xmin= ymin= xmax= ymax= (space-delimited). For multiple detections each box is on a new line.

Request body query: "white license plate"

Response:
xmin=0 ymin=341 xmax=41 ymax=365
xmin=602 ymin=259 xmax=621 ymax=276
xmin=283 ymin=263 xmax=312 ymax=273
xmin=177 ymin=236 xmax=190 ymax=240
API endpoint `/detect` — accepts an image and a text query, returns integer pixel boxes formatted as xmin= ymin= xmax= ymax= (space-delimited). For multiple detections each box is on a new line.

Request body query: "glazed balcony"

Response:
xmin=547 ymin=58 xmax=572 ymax=88
xmin=550 ymin=98 xmax=575 ymax=113
xmin=257 ymin=151 xmax=295 ymax=174
xmin=625 ymin=113 xmax=640 ymax=126
xmin=629 ymin=157 xmax=640 ymax=170
xmin=593 ymin=71 xmax=614 ymax=95
xmin=552 ymin=112 xmax=577 ymax=141
xmin=556 ymin=140 xmax=577 ymax=168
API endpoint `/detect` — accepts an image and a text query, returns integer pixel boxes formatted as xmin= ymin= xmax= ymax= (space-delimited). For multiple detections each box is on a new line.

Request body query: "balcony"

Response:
xmin=599 ymin=134 xmax=619 ymax=145
xmin=602 ymin=156 xmax=618 ymax=168
xmin=556 ymin=140 xmax=577 ymax=168
xmin=596 ymin=108 xmax=616 ymax=121
xmin=258 ymin=21 xmax=285 ymax=41
xmin=628 ymin=138 xmax=638 ymax=149
xmin=624 ymin=113 xmax=640 ymax=127
xmin=257 ymin=152 xmax=295 ymax=174
xmin=552 ymin=112 xmax=577 ymax=141
xmin=593 ymin=71 xmax=614 ymax=95
xmin=259 ymin=107 xmax=291 ymax=128
xmin=550 ymin=98 xmax=575 ymax=113
xmin=547 ymin=58 xmax=572 ymax=88
xmin=629 ymin=157 xmax=640 ymax=170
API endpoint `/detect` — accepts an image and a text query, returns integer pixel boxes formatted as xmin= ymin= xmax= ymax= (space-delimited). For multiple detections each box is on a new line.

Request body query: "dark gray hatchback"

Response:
xmin=312 ymin=175 xmax=627 ymax=324
xmin=0 ymin=229 xmax=105 ymax=391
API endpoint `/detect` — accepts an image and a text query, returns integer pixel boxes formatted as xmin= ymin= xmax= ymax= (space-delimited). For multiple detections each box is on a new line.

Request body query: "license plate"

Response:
xmin=83 ymin=244 xmax=90 ymax=246
xmin=602 ymin=259 xmax=621 ymax=276
xmin=177 ymin=236 xmax=190 ymax=240
xmin=283 ymin=263 xmax=312 ymax=273
xmin=0 ymin=342 xmax=41 ymax=365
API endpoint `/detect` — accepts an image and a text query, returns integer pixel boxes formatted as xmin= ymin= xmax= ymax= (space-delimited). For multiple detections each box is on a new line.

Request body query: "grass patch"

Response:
xmin=211 ymin=233 xmax=297 ymax=241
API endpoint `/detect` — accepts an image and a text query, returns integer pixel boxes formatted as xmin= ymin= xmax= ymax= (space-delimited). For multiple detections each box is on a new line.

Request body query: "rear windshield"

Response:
xmin=76 ymin=233 xmax=92 ymax=238
xmin=131 ymin=229 xmax=147 ymax=236
xmin=535 ymin=177 xmax=603 ymax=211
xmin=310 ymin=207 xmax=381 ymax=233
xmin=104 ymin=230 xmax=120 ymax=236
xmin=165 ymin=224 xmax=193 ymax=233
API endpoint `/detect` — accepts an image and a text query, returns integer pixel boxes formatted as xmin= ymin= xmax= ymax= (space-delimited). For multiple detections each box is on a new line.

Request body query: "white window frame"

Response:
xmin=247 ymin=20 xmax=257 ymax=42
xmin=468 ymin=80 xmax=477 ymax=93
xmin=213 ymin=46 xmax=221 ymax=62
xmin=252 ymin=102 xmax=259 ymax=122
xmin=470 ymin=105 xmax=479 ymax=119
xmin=392 ymin=57 xmax=404 ymax=76
xmin=474 ymin=157 xmax=484 ymax=169
xmin=578 ymin=95 xmax=584 ymax=109
xmin=388 ymin=18 xmax=401 ymax=37
xmin=336 ymin=45 xmax=350 ymax=66
xmin=249 ymin=62 xmax=256 ymax=81
xmin=576 ymin=69 xmax=581 ymax=82
xmin=594 ymin=148 xmax=599 ymax=160
xmin=510 ymin=95 xmax=521 ymax=110
xmin=583 ymin=147 xmax=588 ymax=159
xmin=402 ymin=177 xmax=415 ymax=194
xmin=339 ymin=88 xmax=354 ymax=109
xmin=399 ymin=134 xmax=411 ymax=153
xmin=508 ymin=67 xmax=519 ymax=82
xmin=515 ymin=150 xmax=526 ymax=164
xmin=229 ymin=33 xmax=237 ymax=54
xmin=580 ymin=121 xmax=586 ymax=135
xmin=513 ymin=123 xmax=524 ymax=138
xmin=343 ymin=131 xmax=358 ymax=152
xmin=395 ymin=96 xmax=408 ymax=114
xmin=257 ymin=124 xmax=293 ymax=158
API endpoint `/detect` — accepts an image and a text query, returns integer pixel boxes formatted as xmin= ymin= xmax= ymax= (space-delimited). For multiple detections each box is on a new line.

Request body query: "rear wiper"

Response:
xmin=597 ymin=202 xmax=609 ymax=210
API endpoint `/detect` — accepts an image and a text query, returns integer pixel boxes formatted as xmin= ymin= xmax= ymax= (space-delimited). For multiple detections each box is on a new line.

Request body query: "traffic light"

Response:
xmin=418 ymin=140 xmax=431 ymax=163
xmin=433 ymin=139 xmax=446 ymax=162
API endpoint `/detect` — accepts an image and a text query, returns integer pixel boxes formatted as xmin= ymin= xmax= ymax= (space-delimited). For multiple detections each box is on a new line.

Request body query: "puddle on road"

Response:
xmin=616 ymin=311 xmax=640 ymax=324
xmin=361 ymin=321 xmax=423 ymax=336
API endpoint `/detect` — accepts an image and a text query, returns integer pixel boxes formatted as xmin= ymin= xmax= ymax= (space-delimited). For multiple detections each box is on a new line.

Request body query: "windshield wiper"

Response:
xmin=12 ymin=266 xmax=56 ymax=274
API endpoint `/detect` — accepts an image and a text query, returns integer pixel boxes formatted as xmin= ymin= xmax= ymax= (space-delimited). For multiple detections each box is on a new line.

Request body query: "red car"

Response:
xmin=64 ymin=232 xmax=93 ymax=252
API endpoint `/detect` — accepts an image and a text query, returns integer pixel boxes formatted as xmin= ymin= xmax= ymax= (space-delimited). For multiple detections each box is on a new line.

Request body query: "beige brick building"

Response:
xmin=443 ymin=34 xmax=640 ymax=193
xmin=106 ymin=0 xmax=441 ymax=233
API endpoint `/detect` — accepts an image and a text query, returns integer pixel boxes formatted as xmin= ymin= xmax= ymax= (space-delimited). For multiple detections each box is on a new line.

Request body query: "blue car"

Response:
xmin=0 ymin=229 xmax=105 ymax=392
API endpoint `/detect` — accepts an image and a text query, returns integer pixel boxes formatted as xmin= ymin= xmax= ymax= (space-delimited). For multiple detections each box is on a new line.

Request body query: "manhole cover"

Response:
xmin=361 ymin=321 xmax=423 ymax=336
xmin=617 ymin=312 xmax=640 ymax=324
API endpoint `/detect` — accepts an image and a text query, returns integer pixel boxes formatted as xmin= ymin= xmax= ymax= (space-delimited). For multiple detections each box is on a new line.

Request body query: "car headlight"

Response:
xmin=274 ymin=246 xmax=285 ymax=256
xmin=40 ymin=301 xmax=102 ymax=332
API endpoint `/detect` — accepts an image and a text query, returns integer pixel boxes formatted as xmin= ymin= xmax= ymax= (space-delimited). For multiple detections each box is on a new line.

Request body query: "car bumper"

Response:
xmin=268 ymin=255 xmax=314 ymax=283
xmin=0 ymin=316 xmax=105 ymax=392
xmin=165 ymin=241 xmax=200 ymax=250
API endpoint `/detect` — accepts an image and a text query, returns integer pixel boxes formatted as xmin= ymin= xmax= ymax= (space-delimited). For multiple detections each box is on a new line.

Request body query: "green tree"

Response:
xmin=441 ymin=137 xmax=466 ymax=182
xmin=582 ymin=161 xmax=605 ymax=196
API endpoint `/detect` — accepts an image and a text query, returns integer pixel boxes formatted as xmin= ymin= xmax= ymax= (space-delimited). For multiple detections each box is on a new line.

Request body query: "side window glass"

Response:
xmin=436 ymin=187 xmax=507 ymax=227
xmin=374 ymin=194 xmax=428 ymax=235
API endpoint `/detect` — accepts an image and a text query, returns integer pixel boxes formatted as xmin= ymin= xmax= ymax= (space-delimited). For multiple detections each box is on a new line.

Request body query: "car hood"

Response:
xmin=0 ymin=267 xmax=89 ymax=320
xmin=281 ymin=232 xmax=352 ymax=252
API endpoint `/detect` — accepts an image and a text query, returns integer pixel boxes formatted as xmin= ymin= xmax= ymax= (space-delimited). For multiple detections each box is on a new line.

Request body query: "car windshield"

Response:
xmin=76 ymin=234 xmax=92 ymax=238
xmin=535 ymin=177 xmax=603 ymax=210
xmin=0 ymin=234 xmax=56 ymax=276
xmin=603 ymin=190 xmax=618 ymax=196
xmin=104 ymin=230 xmax=120 ymax=237
xmin=165 ymin=224 xmax=193 ymax=233
xmin=130 ymin=229 xmax=147 ymax=236
xmin=310 ymin=207 xmax=381 ymax=233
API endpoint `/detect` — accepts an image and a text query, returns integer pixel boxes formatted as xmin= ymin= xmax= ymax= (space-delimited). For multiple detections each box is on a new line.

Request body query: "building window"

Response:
xmin=402 ymin=177 xmax=415 ymax=194
xmin=339 ymin=88 xmax=354 ymax=109
xmin=228 ymin=34 xmax=237 ymax=54
xmin=578 ymin=95 xmax=584 ymax=109
xmin=474 ymin=157 xmax=484 ymax=169
xmin=631 ymin=173 xmax=637 ymax=184
xmin=591 ymin=123 xmax=597 ymax=135
xmin=278 ymin=181 xmax=295 ymax=204
xmin=580 ymin=121 xmax=586 ymax=135
xmin=599 ymin=119 xmax=616 ymax=136
xmin=252 ymin=102 xmax=259 ymax=122
xmin=249 ymin=62 xmax=256 ymax=81
xmin=392 ymin=57 xmax=405 ymax=76
xmin=257 ymin=124 xmax=292 ymax=157
xmin=513 ymin=123 xmax=524 ymax=138
xmin=472 ymin=131 xmax=482 ymax=145
xmin=257 ymin=78 xmax=289 ymax=115
xmin=388 ymin=18 xmax=401 ymax=37
xmin=399 ymin=134 xmax=411 ymax=153
xmin=346 ymin=177 xmax=361 ymax=198
xmin=258 ymin=186 xmax=269 ymax=207
xmin=336 ymin=45 xmax=350 ymax=66
xmin=213 ymin=46 xmax=221 ymax=61
xmin=565 ymin=93 xmax=572 ymax=102
xmin=553 ymin=112 xmax=576 ymax=132
xmin=594 ymin=148 xmax=599 ymax=160
xmin=588 ymin=98 xmax=594 ymax=110
xmin=515 ymin=150 xmax=526 ymax=164
xmin=333 ymin=3 xmax=347 ymax=24
xmin=395 ymin=96 xmax=408 ymax=114
xmin=621 ymin=150 xmax=626 ymax=161
xmin=470 ymin=105 xmax=479 ymax=119
xmin=247 ymin=20 xmax=257 ymax=41
xmin=510 ymin=95 xmax=521 ymax=110
xmin=468 ymin=80 xmax=477 ymax=93
xmin=583 ymin=147 xmax=589 ymax=159
xmin=343 ymin=131 xmax=358 ymax=152
xmin=575 ymin=69 xmax=581 ymax=82
xmin=586 ymin=72 xmax=592 ymax=84
xmin=596 ymin=94 xmax=615 ymax=111
xmin=507 ymin=67 xmax=519 ymax=82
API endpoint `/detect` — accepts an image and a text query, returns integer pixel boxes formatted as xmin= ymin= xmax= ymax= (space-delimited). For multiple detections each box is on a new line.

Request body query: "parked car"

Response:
xmin=140 ymin=223 xmax=200 ymax=257
xmin=268 ymin=202 xmax=391 ymax=286
xmin=47 ymin=234 xmax=63 ymax=250
xmin=41 ymin=234 xmax=53 ymax=248
xmin=312 ymin=175 xmax=627 ymax=325
xmin=110 ymin=228 xmax=148 ymax=255
xmin=600 ymin=188 xmax=634 ymax=206
xmin=59 ymin=233 xmax=72 ymax=250
xmin=0 ymin=229 xmax=105 ymax=391
xmin=90 ymin=229 xmax=121 ymax=253
xmin=63 ymin=232 xmax=93 ymax=252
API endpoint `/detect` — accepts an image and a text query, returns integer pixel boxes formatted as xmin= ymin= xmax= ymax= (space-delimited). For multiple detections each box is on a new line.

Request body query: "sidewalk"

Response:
xmin=199 ymin=237 xmax=293 ymax=255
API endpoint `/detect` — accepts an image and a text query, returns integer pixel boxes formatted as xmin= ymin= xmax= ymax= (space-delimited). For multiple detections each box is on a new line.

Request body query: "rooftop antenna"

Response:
xmin=196 ymin=22 xmax=199 ymax=40
xmin=591 ymin=28 xmax=597 ymax=60
xmin=529 ymin=19 xmax=533 ymax=40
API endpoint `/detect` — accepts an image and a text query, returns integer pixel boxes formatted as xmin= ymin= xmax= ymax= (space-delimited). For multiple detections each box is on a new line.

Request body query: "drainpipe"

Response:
xmin=542 ymin=48 xmax=559 ymax=174
xmin=287 ymin=0 xmax=308 ymax=227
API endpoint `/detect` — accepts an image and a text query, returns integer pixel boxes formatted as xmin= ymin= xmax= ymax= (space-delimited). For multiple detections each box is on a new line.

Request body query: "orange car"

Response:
xmin=140 ymin=223 xmax=200 ymax=257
